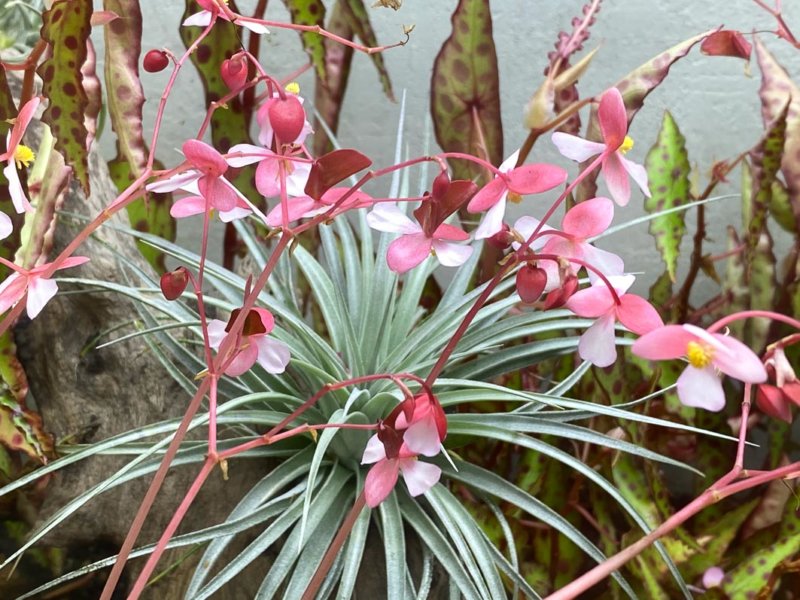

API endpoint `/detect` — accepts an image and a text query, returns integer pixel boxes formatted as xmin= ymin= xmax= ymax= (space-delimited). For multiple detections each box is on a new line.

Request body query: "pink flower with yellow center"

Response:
xmin=633 ymin=324 xmax=767 ymax=411
xmin=0 ymin=96 xmax=40 ymax=233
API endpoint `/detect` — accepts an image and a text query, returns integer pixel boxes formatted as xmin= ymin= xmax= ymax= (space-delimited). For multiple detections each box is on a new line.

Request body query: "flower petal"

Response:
xmin=182 ymin=10 xmax=212 ymax=27
xmin=578 ymin=313 xmax=618 ymax=367
xmin=26 ymin=276 xmax=58 ymax=319
xmin=711 ymin=334 xmax=768 ymax=383
xmin=581 ymin=245 xmax=625 ymax=285
xmin=206 ymin=319 xmax=227 ymax=349
xmin=622 ymin=157 xmax=651 ymax=197
xmin=432 ymin=222 xmax=469 ymax=242
xmin=364 ymin=458 xmax=401 ymax=508
xmin=4 ymin=161 xmax=32 ymax=213
xmin=432 ymin=240 xmax=472 ymax=267
xmin=183 ymin=139 xmax=227 ymax=176
xmin=507 ymin=163 xmax=567 ymax=195
xmin=367 ymin=203 xmax=421 ymax=235
xmin=473 ymin=196 xmax=506 ymax=240
xmin=0 ymin=212 xmax=12 ymax=240
xmin=361 ymin=434 xmax=386 ymax=465
xmin=0 ymin=273 xmax=27 ymax=315
xmin=223 ymin=342 xmax=259 ymax=377
xmin=254 ymin=337 xmax=291 ymax=373
xmin=403 ymin=415 xmax=442 ymax=457
xmin=386 ymin=234 xmax=431 ymax=273
xmin=512 ymin=215 xmax=552 ymax=251
xmin=146 ymin=170 xmax=200 ymax=193
xmin=399 ymin=459 xmax=441 ymax=497
xmin=602 ymin=153 xmax=631 ymax=206
xmin=170 ymin=196 xmax=207 ymax=219
xmin=266 ymin=196 xmax=319 ymax=227
xmin=219 ymin=205 xmax=253 ymax=223
xmin=632 ymin=325 xmax=696 ymax=360
xmin=238 ymin=19 xmax=269 ymax=35
xmin=562 ymin=197 xmax=614 ymax=239
xmin=677 ymin=366 xmax=726 ymax=411
xmin=466 ymin=177 xmax=507 ymax=212
xmin=552 ymin=133 xmax=606 ymax=163
xmin=2 ymin=97 xmax=40 ymax=159
xmin=617 ymin=294 xmax=664 ymax=335
xmin=199 ymin=176 xmax=237 ymax=212
xmin=226 ymin=143 xmax=270 ymax=167
xmin=598 ymin=88 xmax=628 ymax=149
xmin=566 ymin=285 xmax=615 ymax=318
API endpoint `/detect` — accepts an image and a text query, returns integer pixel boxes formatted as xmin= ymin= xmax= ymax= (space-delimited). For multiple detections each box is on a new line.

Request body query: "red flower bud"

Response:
xmin=268 ymin=94 xmax=305 ymax=143
xmin=755 ymin=384 xmax=793 ymax=423
xmin=160 ymin=266 xmax=189 ymax=300
xmin=544 ymin=274 xmax=578 ymax=309
xmin=516 ymin=264 xmax=547 ymax=303
xmin=432 ymin=170 xmax=450 ymax=199
xmin=143 ymin=49 xmax=169 ymax=73
xmin=487 ymin=224 xmax=513 ymax=250
xmin=221 ymin=53 xmax=248 ymax=91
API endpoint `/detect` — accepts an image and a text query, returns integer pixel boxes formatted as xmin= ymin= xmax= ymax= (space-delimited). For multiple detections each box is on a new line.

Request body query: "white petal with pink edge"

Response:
xmin=403 ymin=416 xmax=442 ymax=458
xmin=578 ymin=313 xmax=617 ymax=367
xmin=182 ymin=10 xmax=212 ymax=27
xmin=367 ymin=203 xmax=422 ymax=235
xmin=551 ymin=133 xmax=606 ymax=163
xmin=473 ymin=196 xmax=507 ymax=240
xmin=361 ymin=434 xmax=386 ymax=465
xmin=364 ymin=459 xmax=401 ymax=508
xmin=399 ymin=459 xmax=441 ymax=497
xmin=254 ymin=337 xmax=291 ymax=374
xmin=432 ymin=240 xmax=473 ymax=267
xmin=677 ymin=366 xmax=725 ymax=411
xmin=26 ymin=277 xmax=58 ymax=319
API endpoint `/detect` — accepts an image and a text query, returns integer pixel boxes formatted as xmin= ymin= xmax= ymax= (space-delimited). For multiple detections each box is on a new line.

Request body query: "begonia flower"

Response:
xmin=264 ymin=187 xmax=372 ymax=227
xmin=512 ymin=197 xmax=624 ymax=291
xmin=226 ymin=143 xmax=310 ymax=198
xmin=255 ymin=88 xmax=313 ymax=148
xmin=633 ymin=323 xmax=767 ymax=411
xmin=0 ymin=256 xmax=89 ymax=319
xmin=361 ymin=393 xmax=446 ymax=508
xmin=0 ymin=96 xmax=40 ymax=216
xmin=467 ymin=150 xmax=567 ymax=239
xmin=565 ymin=275 xmax=663 ymax=367
xmin=207 ymin=307 xmax=290 ymax=376
xmin=183 ymin=0 xmax=269 ymax=34
xmin=552 ymin=88 xmax=650 ymax=206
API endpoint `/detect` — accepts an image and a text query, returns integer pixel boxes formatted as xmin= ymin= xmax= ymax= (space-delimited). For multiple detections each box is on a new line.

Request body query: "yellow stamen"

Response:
xmin=14 ymin=144 xmax=35 ymax=169
xmin=285 ymin=81 xmax=300 ymax=95
xmin=686 ymin=341 xmax=714 ymax=369
xmin=619 ymin=136 xmax=634 ymax=155
xmin=507 ymin=191 xmax=523 ymax=204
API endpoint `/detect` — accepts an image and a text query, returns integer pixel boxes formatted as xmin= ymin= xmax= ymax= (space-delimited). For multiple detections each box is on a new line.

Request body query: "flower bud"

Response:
xmin=516 ymin=264 xmax=547 ymax=303
xmin=160 ymin=266 xmax=189 ymax=300
xmin=143 ymin=49 xmax=169 ymax=73
xmin=221 ymin=52 xmax=248 ymax=91
xmin=268 ymin=94 xmax=305 ymax=144
xmin=544 ymin=274 xmax=578 ymax=309
xmin=487 ymin=224 xmax=513 ymax=250
xmin=755 ymin=384 xmax=793 ymax=423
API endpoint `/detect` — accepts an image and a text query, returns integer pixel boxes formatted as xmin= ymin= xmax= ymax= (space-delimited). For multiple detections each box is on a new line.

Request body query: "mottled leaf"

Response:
xmin=81 ymin=39 xmax=101 ymax=148
xmin=747 ymin=102 xmax=787 ymax=248
xmin=755 ymin=36 xmax=800 ymax=233
xmin=769 ymin=179 xmax=796 ymax=232
xmin=645 ymin=111 xmax=690 ymax=282
xmin=37 ymin=0 xmax=92 ymax=194
xmin=283 ymin=0 xmax=327 ymax=82
xmin=341 ymin=0 xmax=394 ymax=100
xmin=181 ymin=0 xmax=261 ymax=267
xmin=722 ymin=225 xmax=748 ymax=341
xmin=577 ymin=30 xmax=713 ymax=201
xmin=105 ymin=0 xmax=174 ymax=271
xmin=431 ymin=0 xmax=502 ymax=182
xmin=312 ymin=0 xmax=354 ymax=156
xmin=744 ymin=230 xmax=776 ymax=350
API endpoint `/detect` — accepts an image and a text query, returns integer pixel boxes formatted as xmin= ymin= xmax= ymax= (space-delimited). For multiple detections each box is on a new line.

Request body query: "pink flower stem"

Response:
xmin=545 ymin=457 xmax=800 ymax=600
xmin=438 ymin=151 xmax=506 ymax=178
xmin=126 ymin=458 xmax=217 ymax=599
xmin=302 ymin=490 xmax=367 ymax=600
xmin=711 ymin=385 xmax=752 ymax=490
xmin=708 ymin=310 xmax=800 ymax=334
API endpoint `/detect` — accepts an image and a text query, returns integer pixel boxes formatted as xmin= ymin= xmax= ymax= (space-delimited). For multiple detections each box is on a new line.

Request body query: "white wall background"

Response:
xmin=97 ymin=1 xmax=800 ymax=294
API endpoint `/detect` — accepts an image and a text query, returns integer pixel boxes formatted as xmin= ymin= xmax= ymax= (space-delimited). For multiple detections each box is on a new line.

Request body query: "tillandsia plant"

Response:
xmin=1 ymin=1 xmax=800 ymax=599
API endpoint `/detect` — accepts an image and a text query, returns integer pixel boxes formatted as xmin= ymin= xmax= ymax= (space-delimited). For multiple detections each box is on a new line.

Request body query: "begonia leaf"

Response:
xmin=304 ymin=148 xmax=371 ymax=200
xmin=37 ymin=0 xmax=92 ymax=195
xmin=283 ymin=0 xmax=327 ymax=82
xmin=431 ymin=0 xmax=502 ymax=182
xmin=341 ymin=0 xmax=394 ymax=100
xmin=645 ymin=111 xmax=690 ymax=282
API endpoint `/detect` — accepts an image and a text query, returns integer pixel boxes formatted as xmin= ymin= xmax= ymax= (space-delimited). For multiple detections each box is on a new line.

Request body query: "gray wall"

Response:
xmin=98 ymin=1 xmax=800 ymax=293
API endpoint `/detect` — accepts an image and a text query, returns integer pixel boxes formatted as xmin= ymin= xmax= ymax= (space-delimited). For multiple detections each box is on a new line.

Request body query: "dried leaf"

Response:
xmin=644 ymin=111 xmax=690 ymax=282
xmin=37 ymin=0 xmax=93 ymax=194
xmin=431 ymin=0 xmax=502 ymax=182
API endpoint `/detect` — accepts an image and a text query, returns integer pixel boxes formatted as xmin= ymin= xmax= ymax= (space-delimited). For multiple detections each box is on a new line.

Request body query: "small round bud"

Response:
xmin=160 ymin=266 xmax=189 ymax=300
xmin=268 ymin=94 xmax=305 ymax=143
xmin=143 ymin=49 xmax=169 ymax=73
xmin=221 ymin=52 xmax=248 ymax=91
xmin=516 ymin=264 xmax=548 ymax=303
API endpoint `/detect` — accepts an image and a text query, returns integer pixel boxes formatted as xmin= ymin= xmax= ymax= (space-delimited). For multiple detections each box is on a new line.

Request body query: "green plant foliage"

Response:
xmin=645 ymin=111 xmax=690 ymax=282
xmin=36 ymin=0 xmax=92 ymax=194
xmin=431 ymin=0 xmax=502 ymax=182
xmin=284 ymin=0 xmax=328 ymax=82
xmin=341 ymin=0 xmax=394 ymax=100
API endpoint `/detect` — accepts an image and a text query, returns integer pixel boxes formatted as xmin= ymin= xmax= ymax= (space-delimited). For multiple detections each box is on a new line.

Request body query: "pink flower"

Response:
xmin=552 ymin=88 xmax=650 ymax=206
xmin=512 ymin=197 xmax=624 ymax=291
xmin=226 ymin=144 xmax=311 ymax=198
xmin=633 ymin=324 xmax=767 ymax=411
xmin=0 ymin=256 xmax=89 ymax=319
xmin=756 ymin=348 xmax=800 ymax=422
xmin=255 ymin=93 xmax=313 ymax=148
xmin=565 ymin=275 xmax=663 ymax=367
xmin=367 ymin=203 xmax=472 ymax=273
xmin=0 ymin=96 xmax=40 ymax=219
xmin=207 ymin=307 xmax=290 ymax=376
xmin=149 ymin=140 xmax=251 ymax=222
xmin=467 ymin=150 xmax=567 ymax=239
xmin=361 ymin=393 xmax=446 ymax=508
xmin=264 ymin=187 xmax=372 ymax=227
xmin=183 ymin=0 xmax=269 ymax=34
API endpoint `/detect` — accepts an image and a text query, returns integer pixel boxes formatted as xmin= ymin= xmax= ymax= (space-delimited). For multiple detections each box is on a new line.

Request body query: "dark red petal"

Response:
xmin=755 ymin=385 xmax=793 ymax=423
xmin=516 ymin=264 xmax=548 ymax=303
xmin=700 ymin=30 xmax=752 ymax=60
xmin=160 ymin=266 xmax=189 ymax=300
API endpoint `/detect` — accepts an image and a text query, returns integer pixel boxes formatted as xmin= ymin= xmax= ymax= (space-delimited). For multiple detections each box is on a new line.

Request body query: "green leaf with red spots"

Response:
xmin=104 ymin=0 xmax=175 ymax=271
xmin=431 ymin=0 xmax=502 ymax=182
xmin=769 ymin=179 xmax=796 ymax=233
xmin=341 ymin=0 xmax=394 ymax=100
xmin=283 ymin=0 xmax=328 ymax=82
xmin=577 ymin=30 xmax=713 ymax=201
xmin=181 ymin=0 xmax=262 ymax=266
xmin=644 ymin=111 xmax=690 ymax=282
xmin=755 ymin=36 xmax=800 ymax=236
xmin=36 ymin=0 xmax=92 ymax=195
xmin=0 ymin=333 xmax=52 ymax=463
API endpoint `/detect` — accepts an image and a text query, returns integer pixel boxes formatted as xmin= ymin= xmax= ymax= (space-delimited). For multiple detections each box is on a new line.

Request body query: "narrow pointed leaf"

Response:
xmin=341 ymin=0 xmax=394 ymax=100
